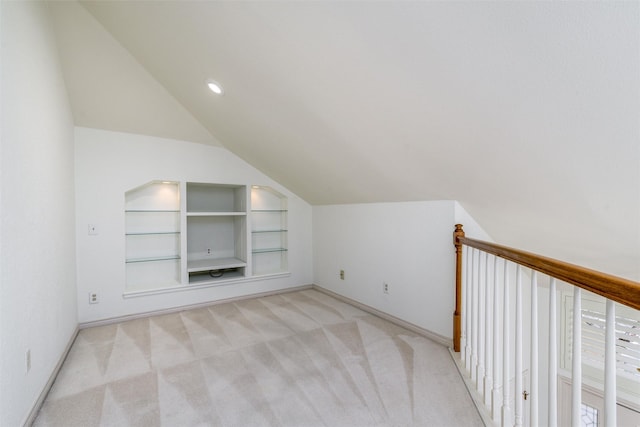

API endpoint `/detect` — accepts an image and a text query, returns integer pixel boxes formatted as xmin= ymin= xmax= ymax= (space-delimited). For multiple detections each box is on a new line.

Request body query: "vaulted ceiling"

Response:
xmin=48 ymin=1 xmax=639 ymax=280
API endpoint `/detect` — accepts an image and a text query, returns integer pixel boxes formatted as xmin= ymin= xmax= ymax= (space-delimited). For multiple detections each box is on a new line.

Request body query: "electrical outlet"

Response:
xmin=340 ymin=270 xmax=345 ymax=280
xmin=89 ymin=292 xmax=99 ymax=304
xmin=383 ymin=282 xmax=389 ymax=294
xmin=88 ymin=224 xmax=98 ymax=235
xmin=26 ymin=349 xmax=31 ymax=373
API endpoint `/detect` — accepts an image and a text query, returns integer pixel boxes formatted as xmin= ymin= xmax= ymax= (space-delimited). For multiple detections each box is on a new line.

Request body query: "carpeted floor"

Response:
xmin=33 ymin=289 xmax=482 ymax=426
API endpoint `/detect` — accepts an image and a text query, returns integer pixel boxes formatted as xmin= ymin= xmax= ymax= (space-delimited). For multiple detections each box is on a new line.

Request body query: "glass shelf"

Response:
xmin=125 ymin=181 xmax=181 ymax=290
xmin=125 ymin=210 xmax=180 ymax=213
xmin=126 ymin=231 xmax=180 ymax=236
xmin=252 ymin=248 xmax=288 ymax=254
xmin=251 ymin=186 xmax=288 ymax=276
xmin=126 ymin=255 xmax=181 ymax=264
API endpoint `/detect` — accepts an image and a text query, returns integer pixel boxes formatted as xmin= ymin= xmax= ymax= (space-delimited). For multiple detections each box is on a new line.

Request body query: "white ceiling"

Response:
xmin=48 ymin=1 xmax=639 ymax=280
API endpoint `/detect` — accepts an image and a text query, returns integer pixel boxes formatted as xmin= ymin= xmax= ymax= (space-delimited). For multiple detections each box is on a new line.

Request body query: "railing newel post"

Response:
xmin=453 ymin=224 xmax=465 ymax=352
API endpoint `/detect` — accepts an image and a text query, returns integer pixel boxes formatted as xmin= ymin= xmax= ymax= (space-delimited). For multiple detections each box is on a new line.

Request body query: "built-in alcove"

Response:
xmin=251 ymin=185 xmax=288 ymax=276
xmin=124 ymin=181 xmax=289 ymax=295
xmin=186 ymin=183 xmax=247 ymax=284
xmin=125 ymin=181 xmax=181 ymax=292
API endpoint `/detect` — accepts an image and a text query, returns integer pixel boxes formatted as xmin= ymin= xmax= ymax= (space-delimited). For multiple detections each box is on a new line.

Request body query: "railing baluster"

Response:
xmin=530 ymin=271 xmax=539 ymax=427
xmin=465 ymin=246 xmax=472 ymax=370
xmin=472 ymin=248 xmax=479 ymax=382
xmin=477 ymin=252 xmax=486 ymax=392
xmin=492 ymin=255 xmax=502 ymax=420
xmin=502 ymin=260 xmax=512 ymax=427
xmin=548 ymin=278 xmax=558 ymax=427
xmin=514 ymin=266 xmax=523 ymax=427
xmin=484 ymin=252 xmax=492 ymax=405
xmin=604 ymin=299 xmax=616 ymax=427
xmin=571 ymin=287 xmax=582 ymax=427
xmin=460 ymin=246 xmax=467 ymax=362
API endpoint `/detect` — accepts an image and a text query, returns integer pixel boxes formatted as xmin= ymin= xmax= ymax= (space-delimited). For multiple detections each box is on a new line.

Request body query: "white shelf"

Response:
xmin=186 ymin=212 xmax=246 ymax=217
xmin=127 ymin=255 xmax=180 ymax=264
xmin=187 ymin=257 xmax=247 ymax=273
xmin=188 ymin=269 xmax=245 ymax=284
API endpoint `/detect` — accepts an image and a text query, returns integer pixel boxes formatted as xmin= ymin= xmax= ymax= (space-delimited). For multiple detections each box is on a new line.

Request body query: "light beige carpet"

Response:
xmin=33 ymin=289 xmax=482 ymax=426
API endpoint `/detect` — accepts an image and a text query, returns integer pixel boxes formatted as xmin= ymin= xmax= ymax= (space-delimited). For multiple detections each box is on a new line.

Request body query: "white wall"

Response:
xmin=313 ymin=201 xmax=457 ymax=339
xmin=75 ymin=127 xmax=313 ymax=323
xmin=0 ymin=2 xmax=78 ymax=426
xmin=454 ymin=201 xmax=493 ymax=242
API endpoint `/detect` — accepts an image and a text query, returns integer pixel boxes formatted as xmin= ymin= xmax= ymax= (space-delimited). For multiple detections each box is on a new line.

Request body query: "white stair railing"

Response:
xmin=452 ymin=224 xmax=640 ymax=427
xmin=548 ymin=278 xmax=558 ymax=427
xmin=530 ymin=271 xmax=539 ymax=427
xmin=604 ymin=299 xmax=616 ymax=427
xmin=571 ymin=287 xmax=582 ymax=427
xmin=492 ymin=254 xmax=501 ymax=420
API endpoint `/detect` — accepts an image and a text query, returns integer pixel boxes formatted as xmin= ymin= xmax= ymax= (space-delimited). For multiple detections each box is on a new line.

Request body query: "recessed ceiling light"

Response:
xmin=207 ymin=79 xmax=224 ymax=95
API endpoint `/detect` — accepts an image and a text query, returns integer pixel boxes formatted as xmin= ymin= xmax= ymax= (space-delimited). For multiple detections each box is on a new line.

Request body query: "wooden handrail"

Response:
xmin=453 ymin=224 xmax=640 ymax=351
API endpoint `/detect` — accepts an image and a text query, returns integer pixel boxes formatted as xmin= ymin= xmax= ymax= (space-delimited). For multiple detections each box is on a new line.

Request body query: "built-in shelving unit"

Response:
xmin=125 ymin=181 xmax=181 ymax=291
xmin=186 ymin=183 xmax=247 ymax=284
xmin=251 ymin=186 xmax=288 ymax=276
xmin=124 ymin=181 xmax=289 ymax=294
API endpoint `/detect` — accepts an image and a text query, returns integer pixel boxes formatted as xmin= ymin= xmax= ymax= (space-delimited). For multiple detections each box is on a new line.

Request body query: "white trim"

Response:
xmin=122 ymin=271 xmax=291 ymax=298
xmin=84 ymin=284 xmax=312 ymax=328
xmin=312 ymin=285 xmax=453 ymax=348
xmin=450 ymin=347 xmax=495 ymax=427
xmin=23 ymin=327 xmax=79 ymax=427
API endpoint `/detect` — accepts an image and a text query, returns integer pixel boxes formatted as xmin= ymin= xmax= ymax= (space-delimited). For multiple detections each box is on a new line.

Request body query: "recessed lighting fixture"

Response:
xmin=206 ymin=79 xmax=224 ymax=95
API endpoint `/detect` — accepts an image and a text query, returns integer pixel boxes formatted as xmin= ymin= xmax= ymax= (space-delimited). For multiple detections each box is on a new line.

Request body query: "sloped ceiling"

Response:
xmin=48 ymin=2 xmax=218 ymax=144
xmin=49 ymin=1 xmax=639 ymax=280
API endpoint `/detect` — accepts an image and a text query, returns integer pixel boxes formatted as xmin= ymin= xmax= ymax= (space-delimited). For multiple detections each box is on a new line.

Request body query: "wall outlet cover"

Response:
xmin=88 ymin=224 xmax=98 ymax=235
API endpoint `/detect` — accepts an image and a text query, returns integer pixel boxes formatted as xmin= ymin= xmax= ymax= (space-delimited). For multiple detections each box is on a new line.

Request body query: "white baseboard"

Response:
xmin=448 ymin=347 xmax=492 ymax=427
xmin=23 ymin=326 xmax=79 ymax=427
xmin=312 ymin=285 xmax=453 ymax=348
xmin=79 ymin=284 xmax=314 ymax=329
